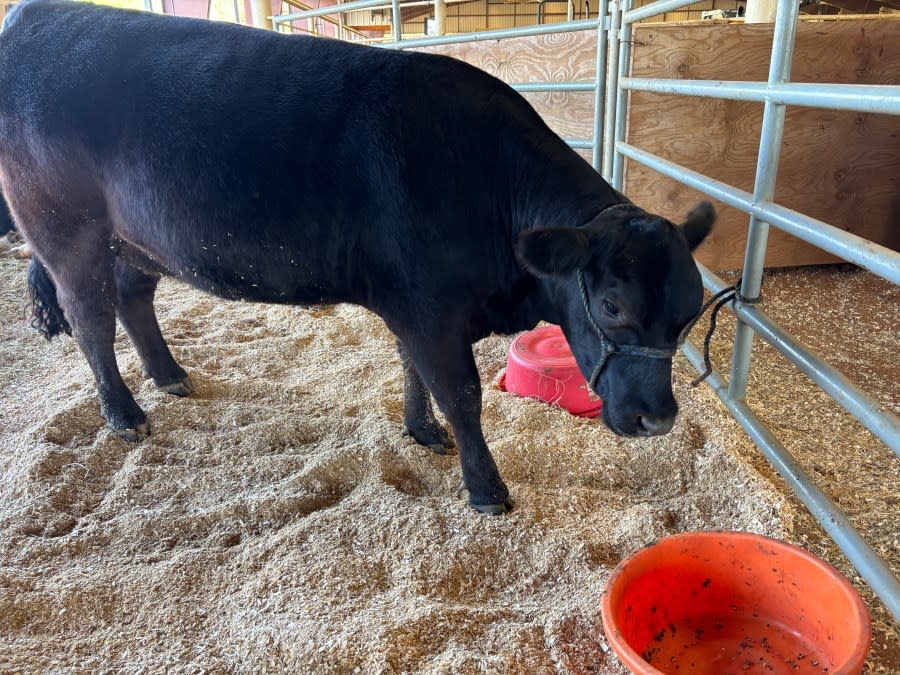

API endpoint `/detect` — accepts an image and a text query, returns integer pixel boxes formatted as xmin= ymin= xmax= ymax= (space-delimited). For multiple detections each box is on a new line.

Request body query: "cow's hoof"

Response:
xmin=402 ymin=424 xmax=455 ymax=455
xmin=116 ymin=421 xmax=150 ymax=442
xmin=471 ymin=500 xmax=513 ymax=516
xmin=157 ymin=376 xmax=194 ymax=397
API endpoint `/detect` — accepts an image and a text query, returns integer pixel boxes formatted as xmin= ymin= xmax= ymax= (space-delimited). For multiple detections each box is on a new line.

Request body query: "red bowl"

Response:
xmin=601 ymin=531 xmax=872 ymax=675
xmin=498 ymin=324 xmax=602 ymax=417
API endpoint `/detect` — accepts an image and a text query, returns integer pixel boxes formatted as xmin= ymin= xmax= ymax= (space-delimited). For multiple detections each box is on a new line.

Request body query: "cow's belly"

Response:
xmin=116 ymin=232 xmax=348 ymax=306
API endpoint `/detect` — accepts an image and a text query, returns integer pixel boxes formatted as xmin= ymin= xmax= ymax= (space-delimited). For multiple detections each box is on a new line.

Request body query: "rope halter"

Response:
xmin=576 ymin=269 xmax=755 ymax=392
xmin=576 ymin=269 xmax=679 ymax=392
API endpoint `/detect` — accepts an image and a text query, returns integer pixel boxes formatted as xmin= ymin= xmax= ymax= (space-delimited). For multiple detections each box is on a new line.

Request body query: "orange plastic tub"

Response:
xmin=498 ymin=324 xmax=602 ymax=417
xmin=601 ymin=531 xmax=871 ymax=675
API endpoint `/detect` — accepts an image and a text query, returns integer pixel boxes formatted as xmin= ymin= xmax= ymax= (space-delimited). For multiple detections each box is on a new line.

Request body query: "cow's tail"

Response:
xmin=27 ymin=256 xmax=72 ymax=339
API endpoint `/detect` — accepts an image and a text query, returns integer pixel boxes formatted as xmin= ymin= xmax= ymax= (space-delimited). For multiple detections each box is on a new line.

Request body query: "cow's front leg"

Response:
xmin=400 ymin=333 xmax=511 ymax=515
xmin=396 ymin=338 xmax=454 ymax=455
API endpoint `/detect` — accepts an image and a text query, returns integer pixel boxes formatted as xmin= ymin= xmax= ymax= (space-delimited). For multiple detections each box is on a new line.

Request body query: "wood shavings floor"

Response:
xmin=0 ymin=252 xmax=896 ymax=673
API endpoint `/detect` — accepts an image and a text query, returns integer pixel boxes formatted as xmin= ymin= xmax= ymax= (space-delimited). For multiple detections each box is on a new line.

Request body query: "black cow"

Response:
xmin=0 ymin=0 xmax=713 ymax=514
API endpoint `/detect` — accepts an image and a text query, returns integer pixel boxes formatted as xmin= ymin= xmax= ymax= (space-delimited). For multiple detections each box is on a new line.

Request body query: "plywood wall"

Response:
xmin=422 ymin=18 xmax=900 ymax=271
xmin=418 ymin=31 xmax=598 ymax=164
xmin=626 ymin=18 xmax=900 ymax=269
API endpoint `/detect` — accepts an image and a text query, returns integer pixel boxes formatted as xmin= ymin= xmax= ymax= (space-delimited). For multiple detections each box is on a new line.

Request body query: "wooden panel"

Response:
xmin=626 ymin=18 xmax=900 ymax=270
xmin=418 ymin=31 xmax=598 ymax=142
xmin=420 ymin=19 xmax=899 ymax=270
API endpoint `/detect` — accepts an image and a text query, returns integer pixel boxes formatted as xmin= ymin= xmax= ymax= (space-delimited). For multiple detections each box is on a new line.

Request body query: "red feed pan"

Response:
xmin=601 ymin=531 xmax=871 ymax=675
xmin=498 ymin=324 xmax=602 ymax=417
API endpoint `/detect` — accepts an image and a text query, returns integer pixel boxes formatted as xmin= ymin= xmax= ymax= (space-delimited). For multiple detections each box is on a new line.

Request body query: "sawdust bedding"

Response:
xmin=0 ymin=248 xmax=895 ymax=673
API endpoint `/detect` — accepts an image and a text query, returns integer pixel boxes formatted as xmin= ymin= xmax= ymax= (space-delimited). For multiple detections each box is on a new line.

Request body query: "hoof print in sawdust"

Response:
xmin=24 ymin=437 xmax=129 ymax=532
xmin=44 ymin=514 xmax=78 ymax=538
xmin=40 ymin=402 xmax=103 ymax=446
xmin=135 ymin=445 xmax=167 ymax=466
xmin=29 ymin=448 xmax=79 ymax=482
xmin=382 ymin=466 xmax=431 ymax=498
xmin=295 ymin=491 xmax=349 ymax=516
xmin=17 ymin=514 xmax=77 ymax=538
xmin=253 ymin=490 xmax=351 ymax=530
xmin=215 ymin=531 xmax=242 ymax=548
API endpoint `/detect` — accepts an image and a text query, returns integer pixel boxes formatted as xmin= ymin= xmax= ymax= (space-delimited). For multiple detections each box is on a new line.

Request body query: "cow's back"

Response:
xmin=0 ymin=0 xmax=599 ymax=320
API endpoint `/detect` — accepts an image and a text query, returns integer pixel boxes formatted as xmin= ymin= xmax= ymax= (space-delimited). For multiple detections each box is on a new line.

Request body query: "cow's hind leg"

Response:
xmin=115 ymin=258 xmax=193 ymax=396
xmin=397 ymin=338 xmax=454 ymax=454
xmin=399 ymin=332 xmax=510 ymax=514
xmin=27 ymin=232 xmax=149 ymax=440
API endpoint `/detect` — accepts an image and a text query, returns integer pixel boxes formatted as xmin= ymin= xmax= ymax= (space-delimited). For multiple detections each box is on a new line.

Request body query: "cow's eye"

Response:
xmin=601 ymin=300 xmax=620 ymax=318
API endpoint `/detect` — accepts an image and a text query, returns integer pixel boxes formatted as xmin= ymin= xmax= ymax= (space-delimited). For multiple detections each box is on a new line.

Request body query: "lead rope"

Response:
xmin=689 ymin=276 xmax=762 ymax=387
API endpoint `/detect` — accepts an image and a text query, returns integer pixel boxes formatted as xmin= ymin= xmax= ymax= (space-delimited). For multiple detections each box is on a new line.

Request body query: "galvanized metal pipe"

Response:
xmin=615 ymin=142 xmax=900 ymax=286
xmin=387 ymin=17 xmax=600 ymax=49
xmin=512 ymin=81 xmax=597 ymax=92
xmin=391 ymin=0 xmax=402 ymax=42
xmin=697 ymin=263 xmax=900 ymax=458
xmin=729 ymin=0 xmax=799 ymax=401
xmin=681 ymin=340 xmax=900 ymax=622
xmin=623 ymin=0 xmax=701 ymax=23
xmin=276 ymin=0 xmax=396 ymax=23
xmin=610 ymin=0 xmax=631 ymax=190
xmin=591 ymin=0 xmax=609 ymax=171
xmin=565 ymin=139 xmax=594 ymax=149
xmin=619 ymin=78 xmax=900 ymax=116
xmin=601 ymin=0 xmax=621 ymax=180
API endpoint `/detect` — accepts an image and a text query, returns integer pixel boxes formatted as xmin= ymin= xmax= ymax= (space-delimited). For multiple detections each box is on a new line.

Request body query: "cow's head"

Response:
xmin=516 ymin=201 xmax=714 ymax=436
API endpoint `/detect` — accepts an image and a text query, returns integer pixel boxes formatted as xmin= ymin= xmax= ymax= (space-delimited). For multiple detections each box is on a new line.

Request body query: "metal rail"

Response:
xmin=680 ymin=340 xmax=900 ymax=621
xmin=697 ymin=263 xmax=900 ymax=459
xmin=380 ymin=17 xmax=601 ymax=48
xmin=272 ymin=0 xmax=900 ymax=624
xmin=619 ymin=78 xmax=900 ymax=115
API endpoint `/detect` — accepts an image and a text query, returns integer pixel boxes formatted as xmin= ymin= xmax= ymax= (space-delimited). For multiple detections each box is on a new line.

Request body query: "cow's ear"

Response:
xmin=516 ymin=227 xmax=591 ymax=277
xmin=680 ymin=201 xmax=715 ymax=251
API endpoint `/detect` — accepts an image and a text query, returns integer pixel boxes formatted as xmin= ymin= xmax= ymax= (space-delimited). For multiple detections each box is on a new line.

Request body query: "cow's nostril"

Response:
xmin=636 ymin=415 xmax=675 ymax=436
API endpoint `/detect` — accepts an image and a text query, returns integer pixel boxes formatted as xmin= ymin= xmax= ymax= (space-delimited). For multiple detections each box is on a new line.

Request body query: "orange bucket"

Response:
xmin=601 ymin=531 xmax=871 ymax=675
xmin=498 ymin=324 xmax=602 ymax=417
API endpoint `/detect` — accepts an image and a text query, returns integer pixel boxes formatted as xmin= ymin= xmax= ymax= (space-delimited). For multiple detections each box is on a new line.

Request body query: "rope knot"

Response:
xmin=690 ymin=275 xmax=761 ymax=386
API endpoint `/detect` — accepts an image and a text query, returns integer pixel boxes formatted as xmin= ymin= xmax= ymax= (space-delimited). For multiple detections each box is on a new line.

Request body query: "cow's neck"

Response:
xmin=512 ymin=140 xmax=623 ymax=236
